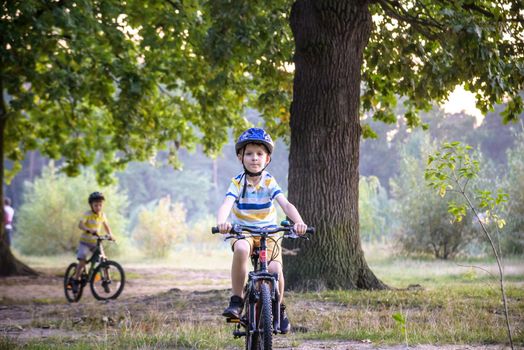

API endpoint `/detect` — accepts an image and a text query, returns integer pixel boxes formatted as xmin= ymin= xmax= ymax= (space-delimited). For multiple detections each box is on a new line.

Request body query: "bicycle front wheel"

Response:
xmin=64 ymin=263 xmax=83 ymax=303
xmin=90 ymin=260 xmax=125 ymax=300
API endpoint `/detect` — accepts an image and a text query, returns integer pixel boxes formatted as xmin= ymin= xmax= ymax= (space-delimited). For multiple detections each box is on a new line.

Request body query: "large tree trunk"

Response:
xmin=0 ymin=78 xmax=37 ymax=277
xmin=0 ymin=237 xmax=37 ymax=276
xmin=284 ymin=0 xmax=386 ymax=290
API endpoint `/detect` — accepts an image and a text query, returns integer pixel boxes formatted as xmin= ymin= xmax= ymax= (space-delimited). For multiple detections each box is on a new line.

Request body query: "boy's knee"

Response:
xmin=233 ymin=240 xmax=250 ymax=257
xmin=268 ymin=261 xmax=282 ymax=274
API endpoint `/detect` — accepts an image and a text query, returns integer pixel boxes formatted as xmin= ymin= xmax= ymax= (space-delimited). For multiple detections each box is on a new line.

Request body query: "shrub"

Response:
xmin=132 ymin=196 xmax=187 ymax=257
xmin=391 ymin=133 xmax=476 ymax=259
xmin=359 ymin=176 xmax=395 ymax=243
xmin=501 ymin=130 xmax=524 ymax=255
xmin=184 ymin=215 xmax=230 ymax=250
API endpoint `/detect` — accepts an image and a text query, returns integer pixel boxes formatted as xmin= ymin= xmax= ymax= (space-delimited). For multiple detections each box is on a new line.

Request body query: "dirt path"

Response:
xmin=0 ymin=266 xmax=230 ymax=303
xmin=0 ymin=267 xmax=517 ymax=349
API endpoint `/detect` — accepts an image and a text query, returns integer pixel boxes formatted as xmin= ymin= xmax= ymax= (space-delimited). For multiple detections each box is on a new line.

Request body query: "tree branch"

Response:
xmin=436 ymin=0 xmax=523 ymax=23
xmin=164 ymin=0 xmax=182 ymax=13
xmin=375 ymin=0 xmax=443 ymax=40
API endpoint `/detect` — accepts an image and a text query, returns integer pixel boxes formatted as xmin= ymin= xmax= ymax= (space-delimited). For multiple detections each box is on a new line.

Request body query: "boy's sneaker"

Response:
xmin=280 ymin=303 xmax=291 ymax=334
xmin=71 ymin=279 xmax=80 ymax=294
xmin=102 ymin=280 xmax=111 ymax=293
xmin=222 ymin=295 xmax=243 ymax=319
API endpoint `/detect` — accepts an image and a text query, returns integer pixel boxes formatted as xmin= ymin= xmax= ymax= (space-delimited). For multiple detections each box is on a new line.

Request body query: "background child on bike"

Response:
xmin=216 ymin=127 xmax=307 ymax=334
xmin=71 ymin=191 xmax=114 ymax=293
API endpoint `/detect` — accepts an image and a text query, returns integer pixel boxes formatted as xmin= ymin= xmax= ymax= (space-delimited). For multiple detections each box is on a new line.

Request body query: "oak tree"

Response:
xmin=2 ymin=1 xmax=522 ymax=288
xmin=197 ymin=0 xmax=523 ymax=289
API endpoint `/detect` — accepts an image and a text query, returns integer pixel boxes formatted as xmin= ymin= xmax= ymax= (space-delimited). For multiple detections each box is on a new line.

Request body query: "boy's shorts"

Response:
xmin=230 ymin=235 xmax=283 ymax=265
xmin=76 ymin=242 xmax=96 ymax=260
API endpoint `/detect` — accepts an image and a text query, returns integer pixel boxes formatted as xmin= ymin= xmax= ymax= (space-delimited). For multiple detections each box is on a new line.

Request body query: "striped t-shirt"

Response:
xmin=79 ymin=211 xmax=107 ymax=245
xmin=226 ymin=171 xmax=283 ymax=227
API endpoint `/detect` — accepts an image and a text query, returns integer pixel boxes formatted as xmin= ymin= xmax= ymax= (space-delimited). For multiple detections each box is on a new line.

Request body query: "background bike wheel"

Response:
xmin=90 ymin=260 xmax=125 ymax=300
xmin=64 ymin=263 xmax=83 ymax=302
xmin=258 ymin=283 xmax=273 ymax=350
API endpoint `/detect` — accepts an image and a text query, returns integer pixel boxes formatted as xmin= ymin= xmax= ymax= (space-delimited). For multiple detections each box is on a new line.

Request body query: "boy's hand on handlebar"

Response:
xmin=294 ymin=222 xmax=308 ymax=235
xmin=217 ymin=222 xmax=232 ymax=234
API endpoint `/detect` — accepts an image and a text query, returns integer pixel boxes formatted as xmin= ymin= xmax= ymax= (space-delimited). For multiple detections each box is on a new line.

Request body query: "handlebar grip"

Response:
xmin=306 ymin=227 xmax=315 ymax=234
xmin=211 ymin=227 xmax=220 ymax=234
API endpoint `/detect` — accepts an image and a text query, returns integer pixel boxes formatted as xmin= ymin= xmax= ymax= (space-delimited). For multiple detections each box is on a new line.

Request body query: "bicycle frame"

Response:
xmin=82 ymin=238 xmax=109 ymax=282
xmin=244 ymin=233 xmax=281 ymax=334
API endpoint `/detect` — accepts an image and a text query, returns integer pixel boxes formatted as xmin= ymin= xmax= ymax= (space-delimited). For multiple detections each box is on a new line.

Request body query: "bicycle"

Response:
xmin=212 ymin=221 xmax=314 ymax=350
xmin=64 ymin=235 xmax=125 ymax=302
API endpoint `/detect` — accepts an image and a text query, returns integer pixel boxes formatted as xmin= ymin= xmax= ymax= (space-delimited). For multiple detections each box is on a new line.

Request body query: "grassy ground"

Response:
xmin=0 ymin=244 xmax=522 ymax=349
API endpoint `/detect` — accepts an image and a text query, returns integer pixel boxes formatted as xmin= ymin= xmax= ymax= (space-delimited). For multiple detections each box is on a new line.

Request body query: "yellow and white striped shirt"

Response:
xmin=226 ymin=171 xmax=283 ymax=227
xmin=79 ymin=210 xmax=107 ymax=245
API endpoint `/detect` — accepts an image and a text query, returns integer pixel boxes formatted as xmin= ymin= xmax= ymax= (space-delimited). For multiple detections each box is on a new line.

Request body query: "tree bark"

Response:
xmin=284 ymin=0 xmax=386 ymax=290
xmin=0 ymin=77 xmax=38 ymax=277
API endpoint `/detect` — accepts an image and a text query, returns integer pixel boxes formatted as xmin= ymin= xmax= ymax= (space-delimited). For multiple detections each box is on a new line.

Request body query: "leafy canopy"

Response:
xmin=2 ymin=1 xmax=202 ymax=183
xmin=2 ymin=0 xmax=522 ymax=182
xmin=365 ymin=1 xmax=523 ymax=129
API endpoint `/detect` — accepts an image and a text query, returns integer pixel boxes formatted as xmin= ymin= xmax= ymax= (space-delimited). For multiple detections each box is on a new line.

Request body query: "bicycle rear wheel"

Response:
xmin=64 ymin=263 xmax=84 ymax=302
xmin=90 ymin=260 xmax=125 ymax=300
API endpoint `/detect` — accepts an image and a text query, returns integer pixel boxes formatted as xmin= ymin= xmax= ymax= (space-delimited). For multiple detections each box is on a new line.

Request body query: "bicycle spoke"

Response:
xmin=64 ymin=263 xmax=84 ymax=302
xmin=90 ymin=260 xmax=125 ymax=300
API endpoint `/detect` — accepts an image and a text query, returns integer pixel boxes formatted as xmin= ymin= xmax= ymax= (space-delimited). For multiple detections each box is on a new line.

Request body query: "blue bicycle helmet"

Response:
xmin=235 ymin=128 xmax=275 ymax=196
xmin=235 ymin=128 xmax=274 ymax=155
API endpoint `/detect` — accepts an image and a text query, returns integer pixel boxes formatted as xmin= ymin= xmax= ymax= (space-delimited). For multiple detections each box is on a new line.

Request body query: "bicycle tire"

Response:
xmin=245 ymin=297 xmax=259 ymax=349
xmin=64 ymin=263 xmax=83 ymax=302
xmin=259 ymin=282 xmax=273 ymax=350
xmin=90 ymin=260 xmax=125 ymax=300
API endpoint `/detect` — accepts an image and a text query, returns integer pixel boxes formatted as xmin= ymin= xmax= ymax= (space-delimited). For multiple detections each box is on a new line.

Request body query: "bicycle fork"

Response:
xmin=230 ymin=272 xmax=281 ymax=338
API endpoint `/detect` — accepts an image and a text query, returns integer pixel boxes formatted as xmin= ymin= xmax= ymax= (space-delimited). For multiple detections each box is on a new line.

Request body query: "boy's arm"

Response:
xmin=275 ymin=195 xmax=308 ymax=235
xmin=102 ymin=217 xmax=114 ymax=240
xmin=217 ymin=196 xmax=236 ymax=234
xmin=78 ymin=220 xmax=96 ymax=234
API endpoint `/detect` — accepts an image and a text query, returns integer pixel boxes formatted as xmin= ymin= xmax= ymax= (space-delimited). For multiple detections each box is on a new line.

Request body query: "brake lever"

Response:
xmin=230 ymin=224 xmax=243 ymax=235
xmin=287 ymin=228 xmax=310 ymax=240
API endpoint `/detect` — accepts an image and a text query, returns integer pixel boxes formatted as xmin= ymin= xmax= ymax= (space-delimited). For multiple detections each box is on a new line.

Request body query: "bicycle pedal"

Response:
xmin=233 ymin=330 xmax=246 ymax=338
xmin=226 ymin=317 xmax=240 ymax=323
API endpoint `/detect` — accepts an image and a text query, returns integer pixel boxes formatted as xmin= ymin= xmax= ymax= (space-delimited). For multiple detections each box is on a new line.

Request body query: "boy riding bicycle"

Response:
xmin=216 ymin=128 xmax=307 ymax=334
xmin=71 ymin=192 xmax=114 ymax=294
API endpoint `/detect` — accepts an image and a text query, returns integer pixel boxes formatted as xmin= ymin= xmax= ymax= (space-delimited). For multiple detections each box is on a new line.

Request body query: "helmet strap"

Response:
xmin=243 ymin=167 xmax=264 ymax=177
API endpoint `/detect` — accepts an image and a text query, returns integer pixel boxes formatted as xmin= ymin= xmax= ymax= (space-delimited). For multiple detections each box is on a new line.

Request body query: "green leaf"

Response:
xmin=361 ymin=124 xmax=379 ymax=139
xmin=392 ymin=312 xmax=405 ymax=324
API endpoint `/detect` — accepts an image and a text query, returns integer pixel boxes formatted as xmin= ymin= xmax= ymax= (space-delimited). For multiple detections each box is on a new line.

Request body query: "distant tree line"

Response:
xmin=6 ymin=105 xmax=524 ymax=258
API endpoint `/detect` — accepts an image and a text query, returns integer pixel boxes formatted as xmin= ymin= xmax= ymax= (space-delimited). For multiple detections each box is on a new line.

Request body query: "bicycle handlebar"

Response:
xmin=94 ymin=235 xmax=114 ymax=242
xmin=83 ymin=230 xmax=115 ymax=242
xmin=211 ymin=225 xmax=315 ymax=236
